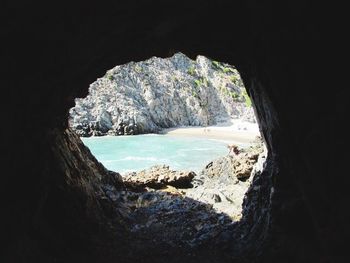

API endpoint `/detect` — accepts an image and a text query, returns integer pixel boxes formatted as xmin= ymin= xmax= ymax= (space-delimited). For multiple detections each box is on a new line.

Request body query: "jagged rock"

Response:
xmin=69 ymin=53 xmax=256 ymax=136
xmin=185 ymin=142 xmax=265 ymax=219
xmin=123 ymin=165 xmax=196 ymax=189
xmin=96 ymin=110 xmax=113 ymax=132
xmin=118 ymin=186 xmax=234 ymax=251
xmin=118 ymin=143 xmax=265 ymax=250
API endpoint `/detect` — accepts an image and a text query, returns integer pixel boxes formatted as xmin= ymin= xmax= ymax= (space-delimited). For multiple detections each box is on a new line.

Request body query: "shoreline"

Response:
xmin=81 ymin=119 xmax=260 ymax=145
xmin=159 ymin=120 xmax=260 ymax=144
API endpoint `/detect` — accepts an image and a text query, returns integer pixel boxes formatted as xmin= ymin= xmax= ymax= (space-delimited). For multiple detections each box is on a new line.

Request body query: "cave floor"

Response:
xmin=94 ymin=140 xmax=264 ymax=261
xmin=109 ymin=186 xmax=236 ymax=253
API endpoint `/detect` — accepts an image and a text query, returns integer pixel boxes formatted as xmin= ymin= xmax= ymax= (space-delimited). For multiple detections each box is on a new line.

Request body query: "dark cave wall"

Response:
xmin=3 ymin=0 xmax=346 ymax=262
xmin=3 ymin=128 xmax=127 ymax=262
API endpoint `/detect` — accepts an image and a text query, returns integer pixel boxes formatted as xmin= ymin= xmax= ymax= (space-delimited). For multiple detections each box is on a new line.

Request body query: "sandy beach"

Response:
xmin=159 ymin=119 xmax=260 ymax=145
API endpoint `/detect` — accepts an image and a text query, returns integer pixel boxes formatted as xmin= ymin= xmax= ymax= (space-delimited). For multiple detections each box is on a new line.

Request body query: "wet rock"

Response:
xmin=123 ymin=165 xmax=196 ymax=189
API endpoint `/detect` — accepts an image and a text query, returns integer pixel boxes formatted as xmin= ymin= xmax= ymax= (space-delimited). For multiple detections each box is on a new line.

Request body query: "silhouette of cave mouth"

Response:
xmin=63 ymin=54 xmax=270 ymax=262
xmin=4 ymin=1 xmax=342 ymax=262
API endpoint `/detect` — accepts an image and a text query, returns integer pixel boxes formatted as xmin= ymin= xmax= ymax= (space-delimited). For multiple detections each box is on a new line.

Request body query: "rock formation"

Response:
xmin=69 ymin=53 xmax=255 ymax=136
xmin=185 ymin=141 xmax=266 ymax=219
xmin=4 ymin=1 xmax=345 ymax=262
xmin=123 ymin=165 xmax=196 ymax=189
xmin=100 ymin=140 xmax=266 ymax=260
xmin=121 ymin=140 xmax=265 ymax=222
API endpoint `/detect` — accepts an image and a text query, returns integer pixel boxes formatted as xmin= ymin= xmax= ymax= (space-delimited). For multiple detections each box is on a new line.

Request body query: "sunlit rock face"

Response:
xmin=186 ymin=141 xmax=266 ymax=220
xmin=69 ymin=53 xmax=255 ymax=136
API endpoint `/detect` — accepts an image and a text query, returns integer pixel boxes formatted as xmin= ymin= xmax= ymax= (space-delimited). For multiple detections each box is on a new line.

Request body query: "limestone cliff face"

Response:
xmin=69 ymin=53 xmax=255 ymax=136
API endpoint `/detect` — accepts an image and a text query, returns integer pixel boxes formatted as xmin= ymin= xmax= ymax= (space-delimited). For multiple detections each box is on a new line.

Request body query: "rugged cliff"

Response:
xmin=69 ymin=53 xmax=255 ymax=136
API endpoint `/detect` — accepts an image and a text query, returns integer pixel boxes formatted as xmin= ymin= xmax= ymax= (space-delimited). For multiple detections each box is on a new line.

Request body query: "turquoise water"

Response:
xmin=81 ymin=134 xmax=231 ymax=174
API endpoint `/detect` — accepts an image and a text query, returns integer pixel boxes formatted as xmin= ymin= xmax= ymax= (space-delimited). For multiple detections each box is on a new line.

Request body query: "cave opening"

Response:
xmin=3 ymin=1 xmax=344 ymax=262
xmin=67 ymin=52 xmax=268 ymax=253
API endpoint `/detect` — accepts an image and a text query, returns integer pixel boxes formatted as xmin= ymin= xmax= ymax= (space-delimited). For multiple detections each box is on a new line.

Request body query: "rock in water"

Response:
xmin=123 ymin=165 xmax=196 ymax=189
xmin=69 ymin=53 xmax=256 ymax=136
xmin=185 ymin=141 xmax=265 ymax=219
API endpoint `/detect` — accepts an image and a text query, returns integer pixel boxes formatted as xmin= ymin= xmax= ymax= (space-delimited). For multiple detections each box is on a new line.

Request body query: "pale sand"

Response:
xmin=159 ymin=119 xmax=260 ymax=145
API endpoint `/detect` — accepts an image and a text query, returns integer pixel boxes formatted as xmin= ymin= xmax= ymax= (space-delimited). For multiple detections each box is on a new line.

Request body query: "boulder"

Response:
xmin=123 ymin=165 xmax=196 ymax=189
xmin=185 ymin=141 xmax=265 ymax=219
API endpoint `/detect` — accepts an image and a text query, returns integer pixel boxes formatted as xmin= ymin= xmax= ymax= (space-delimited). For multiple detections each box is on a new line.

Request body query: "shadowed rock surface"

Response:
xmin=3 ymin=1 xmax=346 ymax=263
xmin=93 ymin=141 xmax=263 ymax=262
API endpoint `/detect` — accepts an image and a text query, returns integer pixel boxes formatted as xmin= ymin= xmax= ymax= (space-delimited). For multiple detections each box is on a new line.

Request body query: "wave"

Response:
xmin=177 ymin=148 xmax=211 ymax=152
xmin=103 ymin=160 xmax=120 ymax=163
xmin=121 ymin=156 xmax=159 ymax=161
xmin=102 ymin=156 xmax=171 ymax=163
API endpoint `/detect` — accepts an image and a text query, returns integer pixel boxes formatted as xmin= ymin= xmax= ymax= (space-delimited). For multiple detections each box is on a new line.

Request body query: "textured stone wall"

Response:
xmin=69 ymin=52 xmax=254 ymax=136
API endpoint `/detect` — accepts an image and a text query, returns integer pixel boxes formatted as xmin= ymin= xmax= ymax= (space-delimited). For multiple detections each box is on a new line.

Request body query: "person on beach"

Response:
xmin=227 ymin=144 xmax=240 ymax=156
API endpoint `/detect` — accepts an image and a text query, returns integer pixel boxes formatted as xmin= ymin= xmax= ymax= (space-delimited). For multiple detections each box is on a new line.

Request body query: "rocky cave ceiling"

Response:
xmin=2 ymin=1 xmax=347 ymax=263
